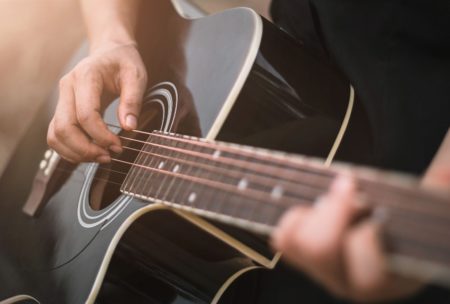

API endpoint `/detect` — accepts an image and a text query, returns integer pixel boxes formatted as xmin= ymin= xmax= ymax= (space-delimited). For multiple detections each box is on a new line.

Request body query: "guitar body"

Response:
xmin=0 ymin=2 xmax=368 ymax=303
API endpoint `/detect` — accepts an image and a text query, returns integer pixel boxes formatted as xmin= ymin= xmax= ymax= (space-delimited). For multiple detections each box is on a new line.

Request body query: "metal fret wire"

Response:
xmin=141 ymin=136 xmax=161 ymax=198
xmin=154 ymin=135 xmax=181 ymax=200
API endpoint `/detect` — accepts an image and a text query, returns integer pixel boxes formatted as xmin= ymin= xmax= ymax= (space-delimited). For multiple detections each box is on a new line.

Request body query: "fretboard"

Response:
xmin=120 ymin=131 xmax=450 ymax=285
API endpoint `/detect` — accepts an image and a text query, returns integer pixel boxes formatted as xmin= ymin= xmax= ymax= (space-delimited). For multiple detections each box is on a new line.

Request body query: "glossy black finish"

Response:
xmin=0 ymin=3 xmax=356 ymax=304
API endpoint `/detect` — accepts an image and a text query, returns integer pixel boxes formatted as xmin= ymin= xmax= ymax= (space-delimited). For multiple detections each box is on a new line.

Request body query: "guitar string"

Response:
xmin=52 ymin=164 xmax=450 ymax=256
xmin=48 ymin=123 xmax=450 ymax=234
xmin=116 ymin=131 xmax=450 ymax=217
xmin=119 ymin=144 xmax=325 ymax=196
xmin=107 ymin=123 xmax=335 ymax=179
xmin=52 ymin=144 xmax=324 ymax=206
xmin=126 ymin=128 xmax=448 ymax=213
xmin=51 ymin=133 xmax=450 ymax=228
xmin=53 ymin=124 xmax=450 ymax=218
xmin=50 ymin=142 xmax=450 ymax=254
xmin=108 ymin=124 xmax=437 ymax=204
xmin=51 ymin=127 xmax=338 ymax=211
xmin=117 ymin=136 xmax=331 ymax=187
xmin=46 ymin=125 xmax=450 ymax=260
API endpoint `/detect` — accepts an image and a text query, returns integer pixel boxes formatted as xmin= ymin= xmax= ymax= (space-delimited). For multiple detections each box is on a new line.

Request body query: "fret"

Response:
xmin=179 ymin=142 xmax=209 ymax=209
xmin=153 ymin=132 xmax=333 ymax=179
xmin=227 ymin=154 xmax=261 ymax=219
xmin=141 ymin=136 xmax=179 ymax=201
xmin=386 ymin=234 xmax=450 ymax=270
xmin=185 ymin=145 xmax=220 ymax=210
xmin=159 ymin=137 xmax=184 ymax=203
xmin=121 ymin=135 xmax=153 ymax=194
xmin=206 ymin=155 xmax=241 ymax=214
xmin=150 ymin=133 xmax=331 ymax=188
xmin=168 ymin=140 xmax=197 ymax=207
xmin=138 ymin=136 xmax=160 ymax=198
xmin=152 ymin=135 xmax=178 ymax=199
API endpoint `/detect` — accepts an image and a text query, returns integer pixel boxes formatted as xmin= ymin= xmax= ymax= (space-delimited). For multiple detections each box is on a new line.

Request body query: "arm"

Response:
xmin=47 ymin=0 xmax=147 ymax=163
xmin=272 ymin=130 xmax=450 ymax=302
xmin=81 ymin=0 xmax=141 ymax=53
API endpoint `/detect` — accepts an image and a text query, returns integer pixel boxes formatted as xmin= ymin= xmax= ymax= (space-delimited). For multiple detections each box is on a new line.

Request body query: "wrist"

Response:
xmin=89 ymin=28 xmax=137 ymax=54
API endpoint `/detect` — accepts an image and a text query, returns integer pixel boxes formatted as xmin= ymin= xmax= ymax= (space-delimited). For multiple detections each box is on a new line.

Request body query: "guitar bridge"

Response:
xmin=22 ymin=149 xmax=65 ymax=217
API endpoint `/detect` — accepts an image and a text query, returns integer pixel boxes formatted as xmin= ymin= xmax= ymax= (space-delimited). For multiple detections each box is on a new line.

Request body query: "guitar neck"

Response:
xmin=120 ymin=131 xmax=450 ymax=285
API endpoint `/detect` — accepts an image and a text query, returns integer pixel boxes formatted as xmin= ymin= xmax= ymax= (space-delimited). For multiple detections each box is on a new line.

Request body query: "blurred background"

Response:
xmin=0 ymin=0 xmax=270 ymax=175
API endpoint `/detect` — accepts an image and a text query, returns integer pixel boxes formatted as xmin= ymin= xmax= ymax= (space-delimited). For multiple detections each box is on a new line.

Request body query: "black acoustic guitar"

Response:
xmin=1 ymin=2 xmax=449 ymax=304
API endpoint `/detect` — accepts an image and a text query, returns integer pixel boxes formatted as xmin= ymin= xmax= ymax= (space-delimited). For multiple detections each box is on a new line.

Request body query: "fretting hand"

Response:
xmin=272 ymin=130 xmax=450 ymax=302
xmin=272 ymin=175 xmax=422 ymax=302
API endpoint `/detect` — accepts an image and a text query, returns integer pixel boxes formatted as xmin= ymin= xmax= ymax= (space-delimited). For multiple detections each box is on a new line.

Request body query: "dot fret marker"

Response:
xmin=238 ymin=178 xmax=248 ymax=190
xmin=213 ymin=150 xmax=221 ymax=159
xmin=271 ymin=185 xmax=283 ymax=199
xmin=188 ymin=192 xmax=197 ymax=203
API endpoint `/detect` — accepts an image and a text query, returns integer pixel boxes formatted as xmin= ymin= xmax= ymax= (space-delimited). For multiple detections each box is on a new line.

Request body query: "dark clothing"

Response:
xmin=258 ymin=0 xmax=450 ymax=303
xmin=271 ymin=0 xmax=450 ymax=175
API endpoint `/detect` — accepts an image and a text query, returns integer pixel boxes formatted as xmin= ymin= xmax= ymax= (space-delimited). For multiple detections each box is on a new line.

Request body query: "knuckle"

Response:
xmin=59 ymin=75 xmax=72 ymax=88
xmin=79 ymin=64 xmax=94 ymax=76
xmin=139 ymin=68 xmax=148 ymax=83
xmin=75 ymin=61 xmax=98 ymax=80
xmin=47 ymin=132 xmax=57 ymax=147
xmin=125 ymin=64 xmax=147 ymax=81
xmin=80 ymin=146 xmax=95 ymax=160
xmin=77 ymin=112 xmax=91 ymax=124
xmin=122 ymin=96 xmax=141 ymax=107
xmin=53 ymin=120 xmax=69 ymax=138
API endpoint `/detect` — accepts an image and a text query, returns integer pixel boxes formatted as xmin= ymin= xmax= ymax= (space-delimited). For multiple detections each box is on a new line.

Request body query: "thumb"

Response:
xmin=118 ymin=66 xmax=148 ymax=130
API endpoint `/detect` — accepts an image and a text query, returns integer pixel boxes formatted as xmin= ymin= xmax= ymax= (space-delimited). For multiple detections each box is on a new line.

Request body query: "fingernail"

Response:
xmin=110 ymin=145 xmax=123 ymax=154
xmin=96 ymin=155 xmax=111 ymax=163
xmin=125 ymin=114 xmax=137 ymax=129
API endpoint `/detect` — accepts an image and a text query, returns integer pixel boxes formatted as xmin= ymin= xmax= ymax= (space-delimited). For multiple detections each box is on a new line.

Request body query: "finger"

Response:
xmin=74 ymin=71 xmax=122 ymax=150
xmin=296 ymin=175 xmax=361 ymax=266
xmin=47 ymin=120 xmax=78 ymax=163
xmin=49 ymin=125 xmax=111 ymax=164
xmin=117 ymin=64 xmax=147 ymax=130
xmin=272 ymin=206 xmax=310 ymax=252
xmin=285 ymin=176 xmax=363 ymax=295
xmin=344 ymin=220 xmax=386 ymax=299
xmin=344 ymin=221 xmax=422 ymax=302
xmin=51 ymin=78 xmax=111 ymax=162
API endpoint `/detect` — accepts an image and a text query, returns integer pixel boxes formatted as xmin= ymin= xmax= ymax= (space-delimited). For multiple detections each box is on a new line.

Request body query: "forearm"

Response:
xmin=80 ymin=0 xmax=142 ymax=52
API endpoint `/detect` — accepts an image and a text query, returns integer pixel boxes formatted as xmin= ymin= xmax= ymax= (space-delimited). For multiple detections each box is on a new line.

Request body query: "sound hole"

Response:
xmin=89 ymin=103 xmax=163 ymax=211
